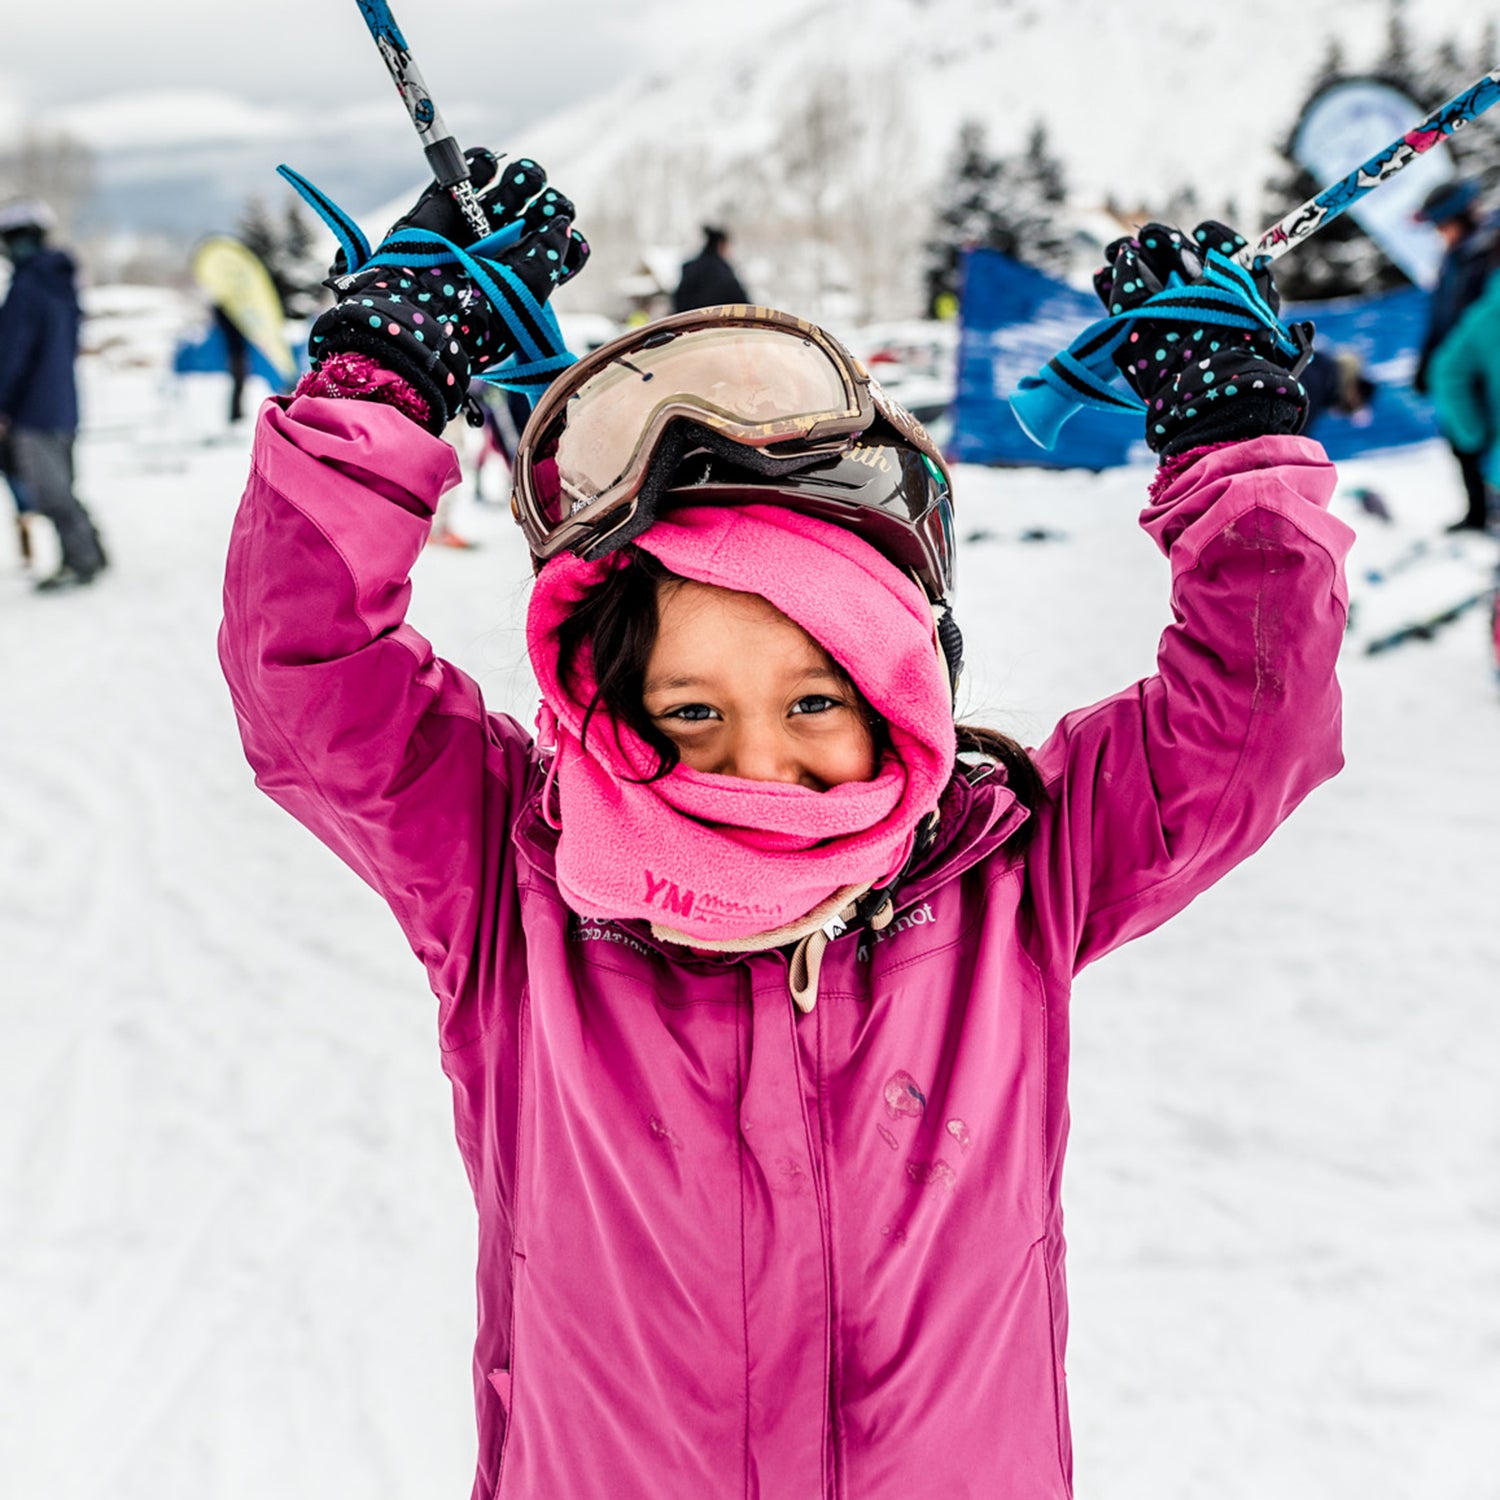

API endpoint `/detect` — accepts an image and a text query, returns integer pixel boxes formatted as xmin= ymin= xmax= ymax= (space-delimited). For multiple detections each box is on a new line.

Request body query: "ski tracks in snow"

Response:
xmin=1 ymin=413 xmax=474 ymax=1497
xmin=4 ymin=388 xmax=1498 ymax=1498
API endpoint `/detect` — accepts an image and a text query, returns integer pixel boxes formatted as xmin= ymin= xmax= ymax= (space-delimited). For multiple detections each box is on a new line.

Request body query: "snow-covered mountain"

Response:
xmin=32 ymin=0 xmax=1489 ymax=252
xmin=512 ymin=0 xmax=1489 ymax=233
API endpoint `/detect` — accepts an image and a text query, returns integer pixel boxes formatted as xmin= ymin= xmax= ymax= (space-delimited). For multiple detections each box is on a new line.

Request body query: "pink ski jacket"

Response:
xmin=220 ymin=396 xmax=1351 ymax=1500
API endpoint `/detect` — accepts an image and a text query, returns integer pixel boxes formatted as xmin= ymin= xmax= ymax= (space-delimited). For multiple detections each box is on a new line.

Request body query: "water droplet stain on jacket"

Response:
xmin=881 ymin=1223 xmax=908 ymax=1246
xmin=906 ymin=1158 xmax=956 ymax=1192
xmin=648 ymin=1115 xmax=683 ymax=1151
xmin=877 ymin=1125 xmax=899 ymax=1151
xmin=883 ymin=1070 xmax=926 ymax=1120
xmin=778 ymin=1156 xmax=809 ymax=1194
xmin=945 ymin=1119 xmax=972 ymax=1151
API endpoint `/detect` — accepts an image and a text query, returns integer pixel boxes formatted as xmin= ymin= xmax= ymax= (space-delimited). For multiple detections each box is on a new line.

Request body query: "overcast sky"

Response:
xmin=8 ymin=0 xmax=1489 ymax=243
xmin=0 ymin=0 xmax=814 ymax=233
xmin=1 ymin=0 xmax=805 ymax=139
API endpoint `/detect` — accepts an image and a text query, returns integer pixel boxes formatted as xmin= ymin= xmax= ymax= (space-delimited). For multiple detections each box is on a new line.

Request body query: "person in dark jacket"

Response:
xmin=1412 ymin=179 xmax=1500 ymax=532
xmin=211 ymin=303 xmax=252 ymax=424
xmin=671 ymin=225 xmax=750 ymax=312
xmin=1 ymin=427 xmax=37 ymax=566
xmin=0 ymin=199 xmax=108 ymax=589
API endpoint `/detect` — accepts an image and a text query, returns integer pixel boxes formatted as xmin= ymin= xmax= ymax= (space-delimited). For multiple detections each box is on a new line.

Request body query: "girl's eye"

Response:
xmin=659 ymin=703 xmax=718 ymax=723
xmin=790 ymin=694 xmax=842 ymax=716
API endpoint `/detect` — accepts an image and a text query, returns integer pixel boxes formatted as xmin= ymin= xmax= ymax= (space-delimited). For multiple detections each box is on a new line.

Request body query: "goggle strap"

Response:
xmin=575 ymin=419 xmax=703 ymax=559
xmin=567 ymin=418 xmax=853 ymax=561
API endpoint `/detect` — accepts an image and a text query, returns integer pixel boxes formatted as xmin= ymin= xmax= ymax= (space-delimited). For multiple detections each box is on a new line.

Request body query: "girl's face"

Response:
xmin=642 ymin=579 xmax=878 ymax=789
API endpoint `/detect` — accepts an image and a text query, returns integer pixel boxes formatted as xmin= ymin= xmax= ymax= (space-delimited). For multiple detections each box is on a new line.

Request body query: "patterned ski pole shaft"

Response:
xmin=353 ymin=0 xmax=490 ymax=239
xmin=1241 ymin=69 xmax=1500 ymax=267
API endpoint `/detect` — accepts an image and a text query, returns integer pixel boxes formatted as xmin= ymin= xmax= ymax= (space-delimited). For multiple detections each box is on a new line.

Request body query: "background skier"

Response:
xmin=0 ymin=199 xmax=108 ymax=590
xmin=671 ymin=224 xmax=750 ymax=311
xmin=1412 ymin=178 xmax=1500 ymax=532
xmin=1426 ymin=265 xmax=1500 ymax=528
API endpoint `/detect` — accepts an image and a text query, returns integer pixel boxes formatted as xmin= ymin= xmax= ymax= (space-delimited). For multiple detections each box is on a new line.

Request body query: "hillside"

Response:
xmin=30 ymin=0 xmax=1491 ymax=287
xmin=515 ymin=0 xmax=1489 ymax=230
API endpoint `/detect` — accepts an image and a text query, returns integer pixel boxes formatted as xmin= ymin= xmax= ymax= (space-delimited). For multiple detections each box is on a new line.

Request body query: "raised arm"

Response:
xmin=219 ymin=146 xmax=589 ymax=1010
xmin=1017 ymin=220 xmax=1352 ymax=971
xmin=1023 ymin=434 xmax=1350 ymax=971
xmin=218 ymin=391 xmax=538 ymax=1004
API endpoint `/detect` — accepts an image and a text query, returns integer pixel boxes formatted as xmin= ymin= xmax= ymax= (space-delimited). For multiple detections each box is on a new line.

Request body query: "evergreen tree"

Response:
xmin=1423 ymin=25 xmax=1500 ymax=199
xmin=234 ymin=192 xmax=327 ymax=317
xmin=1261 ymin=5 xmax=1500 ymax=300
xmin=235 ymin=195 xmax=284 ymax=306
xmin=922 ymin=117 xmax=1072 ymax=315
xmin=1024 ymin=122 xmax=1068 ymax=216
xmin=924 ymin=121 xmax=1000 ymax=314
xmin=1376 ymin=0 xmax=1417 ymax=84
xmin=279 ymin=199 xmax=326 ymax=317
xmin=282 ymin=199 xmax=315 ymax=270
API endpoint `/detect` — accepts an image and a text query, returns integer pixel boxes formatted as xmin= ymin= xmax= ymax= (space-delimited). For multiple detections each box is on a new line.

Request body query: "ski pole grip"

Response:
xmin=424 ymin=135 xmax=470 ymax=191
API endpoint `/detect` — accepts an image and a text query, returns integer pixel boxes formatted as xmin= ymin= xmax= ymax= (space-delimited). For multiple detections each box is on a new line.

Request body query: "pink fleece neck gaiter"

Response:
xmin=526 ymin=504 xmax=957 ymax=942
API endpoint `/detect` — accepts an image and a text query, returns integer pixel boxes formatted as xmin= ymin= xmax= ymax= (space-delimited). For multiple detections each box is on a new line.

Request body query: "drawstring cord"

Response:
xmin=788 ymin=890 xmax=895 ymax=1014
xmin=536 ymin=704 xmax=563 ymax=831
xmin=786 ymin=809 xmax=940 ymax=1014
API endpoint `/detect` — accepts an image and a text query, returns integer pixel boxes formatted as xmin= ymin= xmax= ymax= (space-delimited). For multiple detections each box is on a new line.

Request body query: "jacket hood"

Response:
xmin=10 ymin=246 xmax=77 ymax=292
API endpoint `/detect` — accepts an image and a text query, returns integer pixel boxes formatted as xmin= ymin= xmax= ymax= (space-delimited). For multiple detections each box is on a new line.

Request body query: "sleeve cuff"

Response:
xmin=294 ymin=352 xmax=434 ymax=430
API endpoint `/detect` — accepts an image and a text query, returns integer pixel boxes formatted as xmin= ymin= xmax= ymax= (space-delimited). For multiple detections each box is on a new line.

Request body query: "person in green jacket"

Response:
xmin=1427 ymin=270 xmax=1500 ymax=532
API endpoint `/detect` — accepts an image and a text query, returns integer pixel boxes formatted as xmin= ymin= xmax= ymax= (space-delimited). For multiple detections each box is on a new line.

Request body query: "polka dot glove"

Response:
xmin=1093 ymin=220 xmax=1311 ymax=457
xmin=309 ymin=149 xmax=589 ymax=435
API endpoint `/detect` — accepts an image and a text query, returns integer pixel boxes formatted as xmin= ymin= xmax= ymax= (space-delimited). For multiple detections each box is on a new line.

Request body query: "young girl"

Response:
xmin=221 ymin=155 xmax=1352 ymax=1497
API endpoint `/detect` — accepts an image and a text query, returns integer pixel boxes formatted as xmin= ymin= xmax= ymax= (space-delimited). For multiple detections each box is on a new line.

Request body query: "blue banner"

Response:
xmin=172 ymin=320 xmax=303 ymax=390
xmin=952 ymin=246 xmax=1440 ymax=468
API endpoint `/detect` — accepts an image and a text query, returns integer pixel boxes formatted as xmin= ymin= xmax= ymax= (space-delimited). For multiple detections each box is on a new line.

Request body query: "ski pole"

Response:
xmin=1241 ymin=68 xmax=1500 ymax=267
xmin=1010 ymin=68 xmax=1500 ymax=449
xmin=352 ymin=0 xmax=490 ymax=240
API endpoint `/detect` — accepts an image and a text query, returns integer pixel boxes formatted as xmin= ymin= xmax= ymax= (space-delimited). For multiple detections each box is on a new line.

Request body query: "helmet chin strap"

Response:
xmin=902 ymin=573 xmax=963 ymax=708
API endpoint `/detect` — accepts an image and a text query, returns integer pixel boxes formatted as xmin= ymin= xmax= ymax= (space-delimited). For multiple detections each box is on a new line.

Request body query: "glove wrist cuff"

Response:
xmin=1156 ymin=394 xmax=1307 ymax=457
xmin=312 ymin=320 xmax=459 ymax=435
xmin=294 ymin=352 xmax=435 ymax=430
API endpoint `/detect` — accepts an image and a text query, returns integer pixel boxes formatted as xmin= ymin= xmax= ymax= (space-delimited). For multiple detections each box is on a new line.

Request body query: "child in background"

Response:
xmin=221 ymin=153 xmax=1351 ymax=1497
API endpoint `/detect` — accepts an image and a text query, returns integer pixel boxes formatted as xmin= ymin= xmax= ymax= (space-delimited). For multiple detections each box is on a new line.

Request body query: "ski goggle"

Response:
xmin=510 ymin=306 xmax=953 ymax=585
xmin=656 ymin=435 xmax=957 ymax=608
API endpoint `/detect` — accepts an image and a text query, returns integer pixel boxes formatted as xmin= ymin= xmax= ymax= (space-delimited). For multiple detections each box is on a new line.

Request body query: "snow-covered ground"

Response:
xmin=2 ymin=340 xmax=1498 ymax=1499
